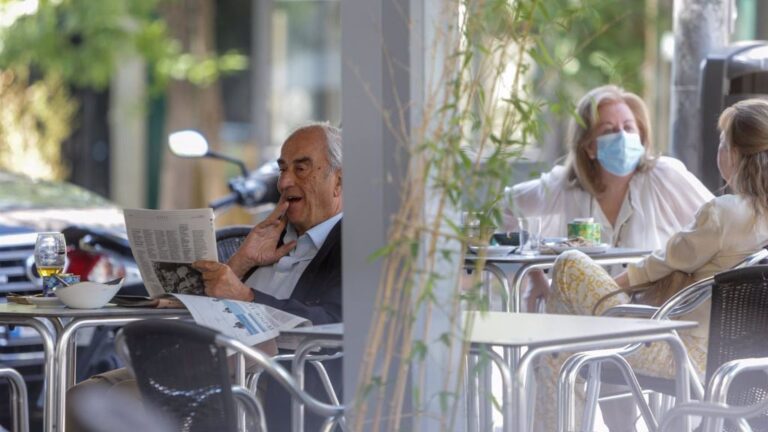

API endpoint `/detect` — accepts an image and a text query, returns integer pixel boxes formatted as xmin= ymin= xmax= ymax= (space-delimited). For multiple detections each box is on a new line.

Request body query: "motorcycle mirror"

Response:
xmin=168 ymin=130 xmax=209 ymax=157
xmin=168 ymin=129 xmax=250 ymax=177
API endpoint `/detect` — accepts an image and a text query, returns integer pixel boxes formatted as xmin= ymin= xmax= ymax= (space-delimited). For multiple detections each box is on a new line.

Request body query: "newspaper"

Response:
xmin=123 ymin=208 xmax=218 ymax=298
xmin=174 ymin=294 xmax=310 ymax=346
xmin=123 ymin=208 xmax=311 ymax=346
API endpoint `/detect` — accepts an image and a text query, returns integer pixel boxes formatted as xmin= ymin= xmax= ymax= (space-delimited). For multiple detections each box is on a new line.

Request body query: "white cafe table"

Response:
xmin=464 ymin=311 xmax=696 ymax=432
xmin=463 ymin=248 xmax=650 ymax=428
xmin=0 ymin=303 xmax=190 ymax=432
xmin=464 ymin=247 xmax=649 ymax=313
xmin=279 ymin=323 xmax=344 ymax=432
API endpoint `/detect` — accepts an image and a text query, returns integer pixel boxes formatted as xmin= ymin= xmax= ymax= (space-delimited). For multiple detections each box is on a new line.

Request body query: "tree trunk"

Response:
xmin=670 ymin=0 xmax=730 ymax=176
xmin=159 ymin=0 xmax=226 ymax=211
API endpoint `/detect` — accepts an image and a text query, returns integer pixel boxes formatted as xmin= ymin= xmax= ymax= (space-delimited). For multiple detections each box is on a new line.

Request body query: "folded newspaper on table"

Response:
xmin=123 ymin=208 xmax=310 ymax=346
xmin=175 ymin=294 xmax=309 ymax=347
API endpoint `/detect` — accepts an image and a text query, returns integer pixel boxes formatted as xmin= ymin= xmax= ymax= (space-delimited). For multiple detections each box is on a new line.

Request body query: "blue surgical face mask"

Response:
xmin=596 ymin=131 xmax=645 ymax=176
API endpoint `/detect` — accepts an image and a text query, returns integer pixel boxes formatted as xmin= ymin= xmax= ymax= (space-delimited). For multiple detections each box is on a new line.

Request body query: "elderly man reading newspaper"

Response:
xmin=67 ymin=123 xmax=344 ymax=432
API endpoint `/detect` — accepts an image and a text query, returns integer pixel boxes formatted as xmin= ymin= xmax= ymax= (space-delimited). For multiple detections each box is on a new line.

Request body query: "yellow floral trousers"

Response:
xmin=532 ymin=250 xmax=708 ymax=432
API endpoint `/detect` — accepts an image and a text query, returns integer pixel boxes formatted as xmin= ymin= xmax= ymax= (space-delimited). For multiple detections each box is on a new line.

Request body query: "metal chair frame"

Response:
xmin=246 ymin=350 xmax=346 ymax=431
xmin=567 ymin=248 xmax=768 ymax=431
xmin=0 ymin=367 xmax=29 ymax=432
xmin=658 ymin=357 xmax=768 ymax=432
xmin=215 ymin=225 xmax=344 ymax=430
xmin=116 ymin=322 xmax=345 ymax=432
xmin=216 ymin=335 xmax=345 ymax=432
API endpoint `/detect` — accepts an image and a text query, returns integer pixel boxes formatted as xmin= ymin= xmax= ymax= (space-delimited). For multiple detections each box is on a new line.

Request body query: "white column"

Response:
xmin=342 ymin=0 xmax=464 ymax=430
xmin=341 ymin=0 xmax=409 ymax=427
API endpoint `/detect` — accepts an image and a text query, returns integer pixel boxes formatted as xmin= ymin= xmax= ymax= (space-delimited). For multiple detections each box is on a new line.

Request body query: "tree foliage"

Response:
xmin=0 ymin=0 xmax=246 ymax=90
xmin=0 ymin=0 xmax=247 ymax=181
xmin=0 ymin=67 xmax=75 ymax=179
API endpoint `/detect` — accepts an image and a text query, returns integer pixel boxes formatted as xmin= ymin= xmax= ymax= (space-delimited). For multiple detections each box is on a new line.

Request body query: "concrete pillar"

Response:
xmin=341 ymin=0 xmax=410 ymax=428
xmin=670 ymin=0 xmax=731 ymax=176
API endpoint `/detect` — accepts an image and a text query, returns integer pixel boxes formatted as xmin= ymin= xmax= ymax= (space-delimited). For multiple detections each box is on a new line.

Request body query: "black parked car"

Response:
xmin=0 ymin=170 xmax=141 ymax=428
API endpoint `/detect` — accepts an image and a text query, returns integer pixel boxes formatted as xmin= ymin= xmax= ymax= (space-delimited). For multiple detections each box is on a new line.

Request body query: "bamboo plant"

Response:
xmin=351 ymin=0 xmax=646 ymax=430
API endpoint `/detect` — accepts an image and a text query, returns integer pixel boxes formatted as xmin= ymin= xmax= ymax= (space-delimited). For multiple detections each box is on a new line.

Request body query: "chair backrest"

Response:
xmin=121 ymin=319 xmax=239 ymax=432
xmin=216 ymin=225 xmax=252 ymax=263
xmin=707 ymin=265 xmax=768 ymax=429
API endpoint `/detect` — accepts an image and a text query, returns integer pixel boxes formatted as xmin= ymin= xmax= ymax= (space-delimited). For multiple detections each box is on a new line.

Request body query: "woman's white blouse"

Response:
xmin=626 ymin=194 xmax=768 ymax=338
xmin=628 ymin=194 xmax=768 ymax=286
xmin=505 ymin=156 xmax=714 ymax=251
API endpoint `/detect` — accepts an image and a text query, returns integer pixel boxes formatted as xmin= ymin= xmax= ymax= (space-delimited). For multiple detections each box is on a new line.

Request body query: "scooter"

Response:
xmin=167 ymin=130 xmax=281 ymax=212
xmin=61 ymin=225 xmax=143 ymax=294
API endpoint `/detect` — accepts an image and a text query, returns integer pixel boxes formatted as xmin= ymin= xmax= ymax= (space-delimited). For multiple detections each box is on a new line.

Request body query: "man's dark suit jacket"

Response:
xmin=249 ymin=219 xmax=342 ymax=325
xmin=252 ymin=219 xmax=342 ymax=430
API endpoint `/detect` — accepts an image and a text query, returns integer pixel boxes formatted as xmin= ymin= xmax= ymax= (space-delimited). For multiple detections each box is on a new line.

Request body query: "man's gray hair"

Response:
xmin=290 ymin=122 xmax=342 ymax=171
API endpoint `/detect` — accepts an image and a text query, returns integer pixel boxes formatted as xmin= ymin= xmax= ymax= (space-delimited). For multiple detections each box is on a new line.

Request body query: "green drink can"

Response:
xmin=567 ymin=218 xmax=602 ymax=245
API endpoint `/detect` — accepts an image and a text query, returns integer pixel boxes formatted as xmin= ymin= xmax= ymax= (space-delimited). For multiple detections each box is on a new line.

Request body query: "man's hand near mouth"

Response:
xmin=223 ymin=200 xmax=297 ymax=278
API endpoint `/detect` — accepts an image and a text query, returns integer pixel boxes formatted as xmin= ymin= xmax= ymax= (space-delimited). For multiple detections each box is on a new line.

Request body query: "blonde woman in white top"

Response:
xmin=536 ymin=98 xmax=768 ymax=431
xmin=506 ymin=85 xmax=713 ymax=311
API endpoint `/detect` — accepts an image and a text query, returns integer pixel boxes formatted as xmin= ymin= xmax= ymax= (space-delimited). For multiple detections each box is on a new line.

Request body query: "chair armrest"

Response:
xmin=601 ymin=304 xmax=658 ymax=318
xmin=653 ymin=276 xmax=714 ymax=320
xmin=658 ymin=400 xmax=763 ymax=432
xmin=707 ymin=357 xmax=768 ymax=404
xmin=607 ymin=250 xmax=766 ymax=322
xmin=216 ymin=335 xmax=344 ymax=419
xmin=232 ymin=386 xmax=267 ymax=432
xmin=601 ymin=277 xmax=714 ymax=320
xmin=659 ymin=357 xmax=768 ymax=431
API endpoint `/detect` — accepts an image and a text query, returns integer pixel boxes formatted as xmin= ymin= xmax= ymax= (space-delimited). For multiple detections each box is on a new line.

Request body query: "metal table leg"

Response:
xmin=0 ymin=318 xmax=56 ymax=432
xmin=515 ymin=332 xmax=691 ymax=432
xmin=470 ymin=346 xmax=513 ymax=432
xmin=0 ymin=367 xmax=29 ymax=432
xmin=291 ymin=338 xmax=343 ymax=432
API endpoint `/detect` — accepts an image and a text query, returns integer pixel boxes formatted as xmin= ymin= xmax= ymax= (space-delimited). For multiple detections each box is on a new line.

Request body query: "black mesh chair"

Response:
xmin=116 ymin=319 xmax=344 ymax=432
xmin=216 ymin=225 xmax=252 ymax=264
xmin=656 ymin=265 xmax=768 ymax=431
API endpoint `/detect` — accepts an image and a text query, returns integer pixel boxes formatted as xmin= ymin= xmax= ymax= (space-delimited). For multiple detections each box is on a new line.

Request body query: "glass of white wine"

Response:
xmin=35 ymin=232 xmax=67 ymax=279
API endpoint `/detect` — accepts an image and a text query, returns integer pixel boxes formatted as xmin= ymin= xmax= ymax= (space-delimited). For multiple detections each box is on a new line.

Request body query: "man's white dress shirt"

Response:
xmin=244 ymin=212 xmax=342 ymax=300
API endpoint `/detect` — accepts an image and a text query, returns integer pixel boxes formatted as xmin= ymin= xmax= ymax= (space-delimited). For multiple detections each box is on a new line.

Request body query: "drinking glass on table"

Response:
xmin=517 ymin=216 xmax=542 ymax=255
xmin=35 ymin=232 xmax=67 ymax=294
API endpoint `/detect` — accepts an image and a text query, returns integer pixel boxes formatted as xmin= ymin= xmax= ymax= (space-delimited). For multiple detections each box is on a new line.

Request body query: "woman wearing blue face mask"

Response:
xmin=506 ymin=85 xmax=712 ymax=310
xmin=507 ymin=84 xmax=712 ymax=251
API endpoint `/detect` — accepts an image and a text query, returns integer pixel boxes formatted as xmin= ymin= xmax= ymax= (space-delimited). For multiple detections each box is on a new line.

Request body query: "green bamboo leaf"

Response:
xmin=368 ymin=242 xmax=396 ymax=262
xmin=410 ymin=240 xmax=420 ymax=258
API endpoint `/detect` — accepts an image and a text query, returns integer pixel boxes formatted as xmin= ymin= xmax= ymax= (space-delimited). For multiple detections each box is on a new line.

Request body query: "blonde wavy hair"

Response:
xmin=564 ymin=85 xmax=656 ymax=195
xmin=718 ymin=98 xmax=768 ymax=215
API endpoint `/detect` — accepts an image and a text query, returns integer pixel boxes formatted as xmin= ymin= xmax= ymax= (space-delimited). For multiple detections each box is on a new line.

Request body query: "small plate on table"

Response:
xmin=468 ymin=245 xmax=516 ymax=257
xmin=545 ymin=243 xmax=610 ymax=254
xmin=25 ymin=296 xmax=66 ymax=308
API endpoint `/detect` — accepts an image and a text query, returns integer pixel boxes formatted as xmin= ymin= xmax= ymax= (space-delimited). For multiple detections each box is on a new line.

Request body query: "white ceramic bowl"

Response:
xmin=54 ymin=281 xmax=122 ymax=309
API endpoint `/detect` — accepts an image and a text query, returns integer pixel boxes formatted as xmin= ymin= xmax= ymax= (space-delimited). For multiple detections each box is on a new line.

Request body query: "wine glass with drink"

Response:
xmin=35 ymin=233 xmax=67 ymax=292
